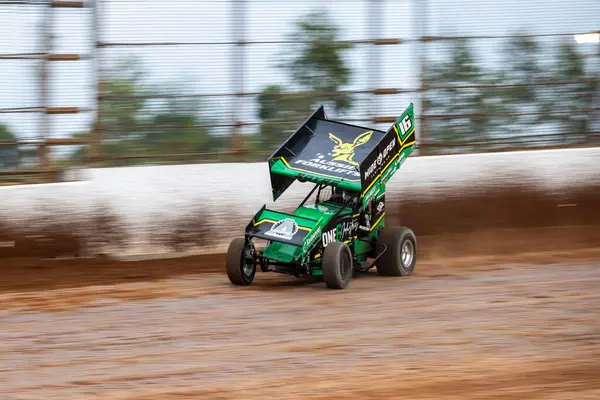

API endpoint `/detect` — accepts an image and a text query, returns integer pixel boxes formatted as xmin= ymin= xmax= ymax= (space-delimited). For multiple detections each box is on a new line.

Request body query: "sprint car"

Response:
xmin=226 ymin=103 xmax=417 ymax=289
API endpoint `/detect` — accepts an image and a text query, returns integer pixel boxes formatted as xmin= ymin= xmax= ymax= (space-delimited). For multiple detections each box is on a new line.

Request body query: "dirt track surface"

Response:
xmin=1 ymin=250 xmax=600 ymax=399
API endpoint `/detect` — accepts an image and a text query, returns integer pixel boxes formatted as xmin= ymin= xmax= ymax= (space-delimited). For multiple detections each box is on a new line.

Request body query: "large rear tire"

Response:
xmin=377 ymin=226 xmax=417 ymax=276
xmin=322 ymin=241 xmax=353 ymax=289
xmin=226 ymin=237 xmax=256 ymax=286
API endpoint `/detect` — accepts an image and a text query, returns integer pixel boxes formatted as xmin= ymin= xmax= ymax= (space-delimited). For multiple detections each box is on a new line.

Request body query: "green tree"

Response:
xmin=72 ymin=56 xmax=226 ymax=165
xmin=549 ymin=39 xmax=597 ymax=143
xmin=143 ymin=95 xmax=229 ymax=161
xmin=424 ymin=34 xmax=598 ymax=152
xmin=0 ymin=122 xmax=16 ymax=142
xmin=250 ymin=85 xmax=314 ymax=151
xmin=498 ymin=35 xmax=558 ymax=145
xmin=502 ymin=36 xmax=545 ymax=107
xmin=423 ymin=39 xmax=504 ymax=152
xmin=279 ymin=11 xmax=354 ymax=114
xmin=0 ymin=122 xmax=19 ymax=169
xmin=253 ymin=10 xmax=355 ymax=152
xmin=98 ymin=55 xmax=149 ymax=159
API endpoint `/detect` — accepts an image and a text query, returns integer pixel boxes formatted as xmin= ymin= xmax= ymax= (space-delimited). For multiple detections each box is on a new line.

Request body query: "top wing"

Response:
xmin=268 ymin=107 xmax=385 ymax=201
xmin=268 ymin=103 xmax=417 ymax=201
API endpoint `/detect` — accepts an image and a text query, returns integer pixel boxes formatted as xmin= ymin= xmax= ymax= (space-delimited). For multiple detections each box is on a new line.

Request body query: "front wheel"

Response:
xmin=226 ymin=237 xmax=256 ymax=285
xmin=322 ymin=241 xmax=353 ymax=289
xmin=376 ymin=226 xmax=417 ymax=276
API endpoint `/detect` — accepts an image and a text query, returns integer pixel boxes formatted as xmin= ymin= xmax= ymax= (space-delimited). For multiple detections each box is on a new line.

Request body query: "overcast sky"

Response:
xmin=0 ymin=0 xmax=598 ymax=146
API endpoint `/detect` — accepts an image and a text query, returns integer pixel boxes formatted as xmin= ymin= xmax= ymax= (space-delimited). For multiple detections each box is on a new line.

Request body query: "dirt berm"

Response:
xmin=1 ymin=180 xmax=599 ymax=291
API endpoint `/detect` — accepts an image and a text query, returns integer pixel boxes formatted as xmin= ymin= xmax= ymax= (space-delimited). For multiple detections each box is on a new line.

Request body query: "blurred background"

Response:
xmin=0 ymin=0 xmax=598 ymax=184
xmin=1 ymin=4 xmax=600 ymax=398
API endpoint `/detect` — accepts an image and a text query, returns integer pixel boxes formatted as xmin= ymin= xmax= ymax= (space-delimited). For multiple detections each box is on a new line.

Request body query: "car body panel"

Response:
xmin=239 ymin=102 xmax=417 ymax=278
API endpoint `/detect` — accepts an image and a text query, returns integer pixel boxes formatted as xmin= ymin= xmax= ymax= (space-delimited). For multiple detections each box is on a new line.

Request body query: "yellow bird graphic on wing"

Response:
xmin=328 ymin=130 xmax=373 ymax=167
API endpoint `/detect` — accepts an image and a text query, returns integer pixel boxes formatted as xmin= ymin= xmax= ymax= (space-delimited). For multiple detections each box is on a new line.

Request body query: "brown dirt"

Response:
xmin=1 ymin=252 xmax=599 ymax=399
xmin=387 ymin=179 xmax=600 ymax=235
xmin=1 ymin=179 xmax=599 ymax=398
xmin=1 ymin=225 xmax=599 ymax=294
xmin=2 ymin=179 xmax=599 ymax=261
xmin=0 ymin=252 xmax=224 ymax=294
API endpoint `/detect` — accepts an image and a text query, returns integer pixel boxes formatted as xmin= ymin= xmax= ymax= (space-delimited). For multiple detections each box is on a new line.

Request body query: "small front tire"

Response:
xmin=226 ymin=237 xmax=256 ymax=286
xmin=377 ymin=226 xmax=417 ymax=276
xmin=322 ymin=241 xmax=353 ymax=289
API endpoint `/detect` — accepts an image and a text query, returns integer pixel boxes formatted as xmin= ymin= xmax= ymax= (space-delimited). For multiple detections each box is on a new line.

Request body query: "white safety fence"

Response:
xmin=1 ymin=147 xmax=599 ymax=258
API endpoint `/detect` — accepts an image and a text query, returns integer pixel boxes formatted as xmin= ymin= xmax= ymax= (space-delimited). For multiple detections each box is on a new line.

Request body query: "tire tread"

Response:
xmin=322 ymin=241 xmax=353 ymax=289
xmin=377 ymin=226 xmax=417 ymax=276
xmin=226 ymin=237 xmax=255 ymax=285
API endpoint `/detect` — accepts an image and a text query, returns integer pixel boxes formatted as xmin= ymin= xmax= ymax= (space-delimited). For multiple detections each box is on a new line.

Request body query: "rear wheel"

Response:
xmin=377 ymin=226 xmax=417 ymax=276
xmin=322 ymin=241 xmax=353 ymax=289
xmin=226 ymin=237 xmax=256 ymax=285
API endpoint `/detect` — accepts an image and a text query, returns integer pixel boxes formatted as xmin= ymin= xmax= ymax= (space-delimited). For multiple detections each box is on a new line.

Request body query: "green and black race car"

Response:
xmin=226 ymin=103 xmax=418 ymax=289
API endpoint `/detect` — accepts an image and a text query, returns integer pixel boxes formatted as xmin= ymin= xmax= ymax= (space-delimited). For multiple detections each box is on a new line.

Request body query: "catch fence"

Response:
xmin=0 ymin=0 xmax=598 ymax=182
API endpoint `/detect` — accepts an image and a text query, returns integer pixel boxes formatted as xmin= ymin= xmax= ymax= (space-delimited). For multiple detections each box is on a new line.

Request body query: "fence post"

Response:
xmin=38 ymin=1 xmax=53 ymax=174
xmin=90 ymin=0 xmax=104 ymax=167
xmin=230 ymin=0 xmax=246 ymax=160
xmin=368 ymin=0 xmax=382 ymax=119
xmin=417 ymin=0 xmax=428 ymax=155
xmin=594 ymin=39 xmax=600 ymax=135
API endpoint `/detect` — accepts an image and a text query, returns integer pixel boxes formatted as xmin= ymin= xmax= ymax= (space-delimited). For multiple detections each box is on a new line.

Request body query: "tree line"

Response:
xmin=423 ymin=36 xmax=597 ymax=153
xmin=1 ymin=10 xmax=597 ymax=168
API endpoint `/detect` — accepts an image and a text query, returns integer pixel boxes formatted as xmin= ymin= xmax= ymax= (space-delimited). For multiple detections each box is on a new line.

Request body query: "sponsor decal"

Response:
xmin=303 ymin=226 xmax=322 ymax=251
xmin=264 ymin=218 xmax=299 ymax=241
xmin=364 ymin=186 xmax=379 ymax=205
xmin=341 ymin=220 xmax=354 ymax=237
xmin=290 ymin=130 xmax=374 ymax=178
xmin=294 ymin=154 xmax=360 ymax=177
xmin=364 ymin=136 xmax=396 ymax=182
xmin=322 ymin=228 xmax=336 ymax=247
xmin=328 ymin=130 xmax=373 ymax=167
xmin=381 ymin=167 xmax=393 ymax=183
xmin=321 ymin=220 xmax=357 ymax=247
xmin=398 ymin=151 xmax=407 ymax=163
xmin=398 ymin=114 xmax=413 ymax=138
